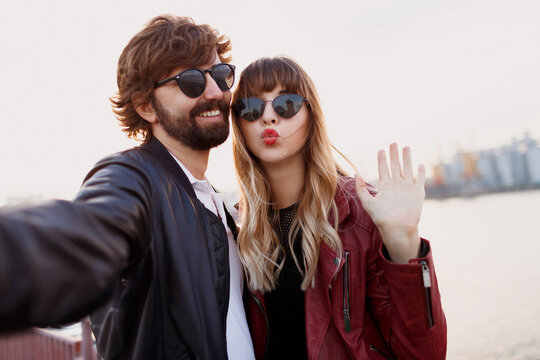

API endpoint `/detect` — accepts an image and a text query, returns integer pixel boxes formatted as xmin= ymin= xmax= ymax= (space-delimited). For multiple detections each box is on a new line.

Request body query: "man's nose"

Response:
xmin=201 ymin=74 xmax=224 ymax=100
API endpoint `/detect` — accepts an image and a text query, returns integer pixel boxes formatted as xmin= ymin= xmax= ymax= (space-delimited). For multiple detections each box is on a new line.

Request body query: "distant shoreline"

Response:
xmin=426 ymin=183 xmax=540 ymax=200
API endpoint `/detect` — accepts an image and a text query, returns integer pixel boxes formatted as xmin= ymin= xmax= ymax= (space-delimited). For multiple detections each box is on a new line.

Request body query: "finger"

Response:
xmin=355 ymin=173 xmax=373 ymax=204
xmin=389 ymin=143 xmax=402 ymax=179
xmin=402 ymin=146 xmax=414 ymax=181
xmin=416 ymin=164 xmax=426 ymax=186
xmin=377 ymin=150 xmax=390 ymax=180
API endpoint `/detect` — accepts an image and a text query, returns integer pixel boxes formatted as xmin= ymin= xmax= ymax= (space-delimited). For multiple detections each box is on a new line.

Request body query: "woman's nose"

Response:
xmin=261 ymin=102 xmax=277 ymax=125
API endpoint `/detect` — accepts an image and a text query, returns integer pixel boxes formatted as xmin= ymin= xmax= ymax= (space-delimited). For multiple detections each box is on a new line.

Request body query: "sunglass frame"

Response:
xmin=155 ymin=63 xmax=236 ymax=98
xmin=235 ymin=94 xmax=308 ymax=121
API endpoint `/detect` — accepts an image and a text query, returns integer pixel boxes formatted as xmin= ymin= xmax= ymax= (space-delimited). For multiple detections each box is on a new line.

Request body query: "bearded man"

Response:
xmin=0 ymin=15 xmax=255 ymax=360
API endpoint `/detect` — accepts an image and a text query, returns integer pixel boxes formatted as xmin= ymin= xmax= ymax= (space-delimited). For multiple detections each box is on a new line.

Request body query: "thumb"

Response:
xmin=354 ymin=173 xmax=372 ymax=204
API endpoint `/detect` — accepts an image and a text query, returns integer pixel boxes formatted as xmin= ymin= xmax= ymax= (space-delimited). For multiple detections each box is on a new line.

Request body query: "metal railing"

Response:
xmin=0 ymin=317 xmax=96 ymax=360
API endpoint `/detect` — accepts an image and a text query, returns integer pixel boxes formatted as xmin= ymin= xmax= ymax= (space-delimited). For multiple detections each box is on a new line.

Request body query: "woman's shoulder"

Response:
xmin=334 ymin=176 xmax=377 ymax=231
xmin=337 ymin=175 xmax=378 ymax=196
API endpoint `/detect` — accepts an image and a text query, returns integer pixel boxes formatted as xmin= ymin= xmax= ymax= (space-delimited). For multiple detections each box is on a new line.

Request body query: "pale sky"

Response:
xmin=1 ymin=0 xmax=539 ymax=203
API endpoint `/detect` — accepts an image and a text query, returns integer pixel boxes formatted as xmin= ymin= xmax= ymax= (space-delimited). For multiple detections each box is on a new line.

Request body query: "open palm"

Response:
xmin=355 ymin=143 xmax=426 ymax=263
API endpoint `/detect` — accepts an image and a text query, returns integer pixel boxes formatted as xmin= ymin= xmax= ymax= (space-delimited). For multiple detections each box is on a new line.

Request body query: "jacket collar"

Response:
xmin=141 ymin=137 xmax=239 ymax=239
xmin=141 ymin=136 xmax=197 ymax=199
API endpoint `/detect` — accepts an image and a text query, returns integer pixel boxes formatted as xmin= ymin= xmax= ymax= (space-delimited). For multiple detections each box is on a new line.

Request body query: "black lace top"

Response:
xmin=264 ymin=204 xmax=308 ymax=359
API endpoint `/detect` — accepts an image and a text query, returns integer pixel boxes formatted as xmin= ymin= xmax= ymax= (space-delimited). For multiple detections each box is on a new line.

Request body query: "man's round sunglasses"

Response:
xmin=155 ymin=63 xmax=236 ymax=98
xmin=234 ymin=94 xmax=308 ymax=122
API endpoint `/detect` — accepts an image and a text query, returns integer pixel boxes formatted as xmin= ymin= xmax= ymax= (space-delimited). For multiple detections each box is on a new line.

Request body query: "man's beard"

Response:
xmin=152 ymin=97 xmax=230 ymax=151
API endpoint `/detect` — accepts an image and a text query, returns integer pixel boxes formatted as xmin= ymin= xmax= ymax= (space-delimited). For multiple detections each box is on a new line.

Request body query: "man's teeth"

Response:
xmin=199 ymin=109 xmax=220 ymax=117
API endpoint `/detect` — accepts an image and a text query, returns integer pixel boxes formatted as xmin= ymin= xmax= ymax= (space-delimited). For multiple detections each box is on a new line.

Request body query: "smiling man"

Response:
xmin=0 ymin=15 xmax=254 ymax=360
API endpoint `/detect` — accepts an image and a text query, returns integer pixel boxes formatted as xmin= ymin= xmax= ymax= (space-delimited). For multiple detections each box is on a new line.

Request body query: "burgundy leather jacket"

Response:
xmin=244 ymin=178 xmax=447 ymax=359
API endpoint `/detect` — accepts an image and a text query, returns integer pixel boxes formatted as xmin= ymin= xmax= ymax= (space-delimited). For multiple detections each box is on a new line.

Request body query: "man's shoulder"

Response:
xmin=91 ymin=138 xmax=176 ymax=175
xmin=82 ymin=140 xmax=195 ymax=203
xmin=94 ymin=145 xmax=149 ymax=167
xmin=82 ymin=145 xmax=163 ymax=185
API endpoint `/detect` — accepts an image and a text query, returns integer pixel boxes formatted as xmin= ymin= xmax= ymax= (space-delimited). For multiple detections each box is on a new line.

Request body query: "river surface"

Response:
xmin=4 ymin=190 xmax=540 ymax=359
xmin=421 ymin=189 xmax=540 ymax=359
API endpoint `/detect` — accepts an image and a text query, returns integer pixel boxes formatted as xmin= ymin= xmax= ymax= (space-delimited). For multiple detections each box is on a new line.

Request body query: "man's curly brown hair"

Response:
xmin=110 ymin=14 xmax=232 ymax=143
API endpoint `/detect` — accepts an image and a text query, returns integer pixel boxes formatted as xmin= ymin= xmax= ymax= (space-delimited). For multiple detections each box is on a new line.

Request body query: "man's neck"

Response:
xmin=153 ymin=131 xmax=210 ymax=180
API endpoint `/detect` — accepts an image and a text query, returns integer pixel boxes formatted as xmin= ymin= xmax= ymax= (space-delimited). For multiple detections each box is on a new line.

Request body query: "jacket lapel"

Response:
xmin=141 ymin=137 xmax=197 ymax=199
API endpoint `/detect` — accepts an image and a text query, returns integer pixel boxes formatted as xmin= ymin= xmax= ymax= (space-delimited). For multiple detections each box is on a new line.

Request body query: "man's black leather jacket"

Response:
xmin=0 ymin=137 xmax=234 ymax=359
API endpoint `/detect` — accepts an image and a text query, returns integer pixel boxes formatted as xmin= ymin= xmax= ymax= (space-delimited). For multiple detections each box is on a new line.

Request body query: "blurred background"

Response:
xmin=1 ymin=0 xmax=539 ymax=358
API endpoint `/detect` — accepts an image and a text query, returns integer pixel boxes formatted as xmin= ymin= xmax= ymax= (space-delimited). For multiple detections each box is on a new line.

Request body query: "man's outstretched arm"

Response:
xmin=0 ymin=162 xmax=151 ymax=332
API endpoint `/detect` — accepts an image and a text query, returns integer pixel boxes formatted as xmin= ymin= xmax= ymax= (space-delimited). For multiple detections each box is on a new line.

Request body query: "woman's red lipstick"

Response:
xmin=261 ymin=128 xmax=279 ymax=145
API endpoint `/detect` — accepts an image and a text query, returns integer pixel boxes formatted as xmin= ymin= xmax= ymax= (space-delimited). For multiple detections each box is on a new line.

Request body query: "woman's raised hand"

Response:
xmin=354 ymin=143 xmax=426 ymax=263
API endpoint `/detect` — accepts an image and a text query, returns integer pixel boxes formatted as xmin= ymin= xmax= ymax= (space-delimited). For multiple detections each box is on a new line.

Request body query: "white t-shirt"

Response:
xmin=173 ymin=156 xmax=255 ymax=360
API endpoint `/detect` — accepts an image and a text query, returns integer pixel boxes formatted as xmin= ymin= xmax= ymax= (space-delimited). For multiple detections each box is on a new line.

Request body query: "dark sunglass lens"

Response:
xmin=236 ymin=98 xmax=264 ymax=121
xmin=178 ymin=70 xmax=205 ymax=98
xmin=273 ymin=94 xmax=304 ymax=118
xmin=213 ymin=64 xmax=235 ymax=91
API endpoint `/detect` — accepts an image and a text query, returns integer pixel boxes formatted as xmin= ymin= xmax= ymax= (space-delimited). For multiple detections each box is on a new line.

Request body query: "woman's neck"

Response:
xmin=263 ymin=156 xmax=306 ymax=210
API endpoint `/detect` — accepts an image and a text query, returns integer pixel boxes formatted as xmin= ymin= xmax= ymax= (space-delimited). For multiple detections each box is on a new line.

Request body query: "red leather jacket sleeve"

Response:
xmin=366 ymin=231 xmax=447 ymax=360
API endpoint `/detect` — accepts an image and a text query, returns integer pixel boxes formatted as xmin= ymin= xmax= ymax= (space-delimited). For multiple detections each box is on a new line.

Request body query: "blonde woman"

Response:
xmin=231 ymin=56 xmax=447 ymax=360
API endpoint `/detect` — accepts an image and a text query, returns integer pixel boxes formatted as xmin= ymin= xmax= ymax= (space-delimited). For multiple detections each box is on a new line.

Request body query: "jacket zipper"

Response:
xmin=420 ymin=260 xmax=434 ymax=328
xmin=251 ymin=293 xmax=270 ymax=360
xmin=343 ymin=251 xmax=351 ymax=333
xmin=369 ymin=345 xmax=397 ymax=360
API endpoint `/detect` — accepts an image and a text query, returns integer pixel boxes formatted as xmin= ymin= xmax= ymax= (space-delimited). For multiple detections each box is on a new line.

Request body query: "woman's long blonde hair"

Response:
xmin=232 ymin=56 xmax=344 ymax=292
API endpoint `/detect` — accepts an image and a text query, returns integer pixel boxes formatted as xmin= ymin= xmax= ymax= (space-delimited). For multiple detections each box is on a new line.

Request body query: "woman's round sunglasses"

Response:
xmin=155 ymin=63 xmax=236 ymax=98
xmin=234 ymin=94 xmax=308 ymax=122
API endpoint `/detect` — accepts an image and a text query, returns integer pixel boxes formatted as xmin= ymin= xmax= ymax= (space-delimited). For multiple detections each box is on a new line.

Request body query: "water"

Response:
xmin=421 ymin=190 xmax=540 ymax=360
xmin=6 ymin=190 xmax=540 ymax=359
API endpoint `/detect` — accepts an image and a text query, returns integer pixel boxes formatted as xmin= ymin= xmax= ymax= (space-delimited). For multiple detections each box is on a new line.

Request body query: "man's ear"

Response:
xmin=133 ymin=93 xmax=157 ymax=123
